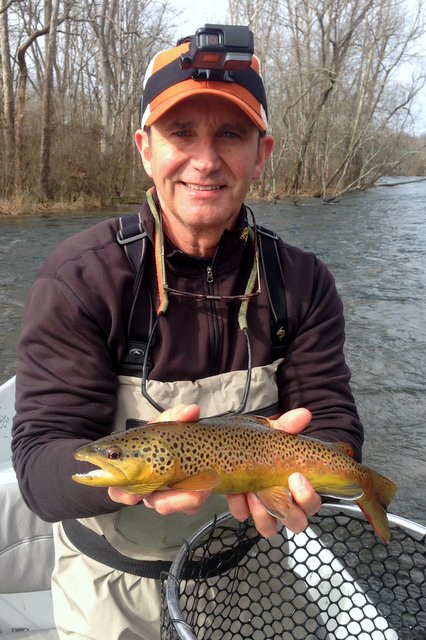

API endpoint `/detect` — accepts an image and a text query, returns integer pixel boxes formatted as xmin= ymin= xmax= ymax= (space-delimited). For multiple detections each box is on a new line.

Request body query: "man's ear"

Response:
xmin=134 ymin=129 xmax=152 ymax=178
xmin=254 ymin=134 xmax=274 ymax=179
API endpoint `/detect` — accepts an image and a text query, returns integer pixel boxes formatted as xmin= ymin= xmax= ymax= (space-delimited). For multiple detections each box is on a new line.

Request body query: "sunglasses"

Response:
xmin=162 ymin=223 xmax=261 ymax=304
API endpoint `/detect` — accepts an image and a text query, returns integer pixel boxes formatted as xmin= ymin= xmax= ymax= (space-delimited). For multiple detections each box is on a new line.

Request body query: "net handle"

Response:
xmin=165 ymin=512 xmax=232 ymax=640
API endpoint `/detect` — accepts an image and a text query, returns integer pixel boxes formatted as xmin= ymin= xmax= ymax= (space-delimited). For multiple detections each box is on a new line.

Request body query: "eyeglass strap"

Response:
xmin=146 ymin=188 xmax=258 ymax=333
xmin=146 ymin=187 xmax=169 ymax=315
xmin=237 ymin=221 xmax=258 ymax=332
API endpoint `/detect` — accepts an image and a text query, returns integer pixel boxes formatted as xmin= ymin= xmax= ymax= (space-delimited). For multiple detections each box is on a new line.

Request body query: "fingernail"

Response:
xmin=175 ymin=404 xmax=193 ymax=419
xmin=291 ymin=473 xmax=304 ymax=489
xmin=175 ymin=405 xmax=190 ymax=419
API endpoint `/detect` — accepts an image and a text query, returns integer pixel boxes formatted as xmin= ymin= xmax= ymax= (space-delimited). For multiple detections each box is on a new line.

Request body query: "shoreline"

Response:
xmin=0 ymin=195 xmax=144 ymax=217
xmin=1 ymin=176 xmax=425 ymax=216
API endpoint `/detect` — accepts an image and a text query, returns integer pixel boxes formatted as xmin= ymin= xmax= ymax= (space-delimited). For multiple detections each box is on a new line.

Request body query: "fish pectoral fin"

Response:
xmin=256 ymin=486 xmax=293 ymax=521
xmin=120 ymin=478 xmax=167 ymax=495
xmin=169 ymin=470 xmax=220 ymax=491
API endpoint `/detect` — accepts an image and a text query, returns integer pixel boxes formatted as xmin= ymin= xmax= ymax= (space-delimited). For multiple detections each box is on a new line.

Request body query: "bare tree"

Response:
xmin=14 ymin=22 xmax=50 ymax=192
xmin=0 ymin=0 xmax=17 ymax=194
xmin=13 ymin=0 xmax=72 ymax=193
xmin=88 ymin=0 xmax=118 ymax=156
xmin=38 ymin=0 xmax=61 ymax=200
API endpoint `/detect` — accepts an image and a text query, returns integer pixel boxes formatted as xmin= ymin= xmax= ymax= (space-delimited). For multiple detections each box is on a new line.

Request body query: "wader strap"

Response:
xmin=258 ymin=226 xmax=291 ymax=360
xmin=62 ymin=518 xmax=258 ymax=581
xmin=116 ymin=210 xmax=146 ymax=270
xmin=116 ymin=214 xmax=154 ymax=377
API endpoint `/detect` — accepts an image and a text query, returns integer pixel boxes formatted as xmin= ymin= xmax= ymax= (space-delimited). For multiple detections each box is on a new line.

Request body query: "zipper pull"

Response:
xmin=206 ymin=265 xmax=214 ymax=284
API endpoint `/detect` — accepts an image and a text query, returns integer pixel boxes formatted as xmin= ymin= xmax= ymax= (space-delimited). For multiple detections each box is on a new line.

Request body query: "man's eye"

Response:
xmin=221 ymin=130 xmax=240 ymax=139
xmin=174 ymin=130 xmax=191 ymax=137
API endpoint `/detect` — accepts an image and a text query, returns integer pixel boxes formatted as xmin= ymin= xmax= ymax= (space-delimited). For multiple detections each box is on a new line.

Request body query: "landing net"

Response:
xmin=160 ymin=503 xmax=426 ymax=640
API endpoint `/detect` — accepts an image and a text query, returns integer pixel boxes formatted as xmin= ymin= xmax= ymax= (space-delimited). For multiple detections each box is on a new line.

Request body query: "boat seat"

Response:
xmin=0 ymin=478 xmax=57 ymax=636
xmin=0 ymin=377 xmax=58 ymax=637
xmin=0 ymin=480 xmax=54 ymax=593
xmin=0 ymin=631 xmax=59 ymax=639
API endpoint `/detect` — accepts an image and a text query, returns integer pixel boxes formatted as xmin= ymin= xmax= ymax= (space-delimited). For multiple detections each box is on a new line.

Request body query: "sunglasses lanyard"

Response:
xmin=140 ymin=189 xmax=256 ymax=416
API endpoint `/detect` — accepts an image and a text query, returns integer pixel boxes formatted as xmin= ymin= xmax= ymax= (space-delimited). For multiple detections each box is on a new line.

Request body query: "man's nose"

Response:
xmin=190 ymin=140 xmax=221 ymax=173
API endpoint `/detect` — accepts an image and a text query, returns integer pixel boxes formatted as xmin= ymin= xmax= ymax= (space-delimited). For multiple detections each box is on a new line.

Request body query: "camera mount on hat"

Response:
xmin=179 ymin=24 xmax=254 ymax=80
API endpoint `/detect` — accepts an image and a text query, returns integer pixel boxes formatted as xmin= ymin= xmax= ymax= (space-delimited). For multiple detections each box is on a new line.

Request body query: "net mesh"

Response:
xmin=161 ymin=504 xmax=426 ymax=640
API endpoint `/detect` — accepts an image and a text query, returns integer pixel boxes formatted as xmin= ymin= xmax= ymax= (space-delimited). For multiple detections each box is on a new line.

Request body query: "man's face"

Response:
xmin=135 ymin=95 xmax=273 ymax=249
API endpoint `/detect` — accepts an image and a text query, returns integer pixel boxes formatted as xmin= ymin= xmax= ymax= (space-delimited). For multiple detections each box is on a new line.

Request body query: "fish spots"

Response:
xmin=75 ymin=416 xmax=373 ymax=500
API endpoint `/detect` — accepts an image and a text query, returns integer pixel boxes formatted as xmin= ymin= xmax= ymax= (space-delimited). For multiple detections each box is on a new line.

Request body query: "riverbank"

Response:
xmin=0 ymin=193 xmax=146 ymax=216
xmin=3 ymin=176 xmax=425 ymax=216
xmin=0 ymin=194 xmax=103 ymax=216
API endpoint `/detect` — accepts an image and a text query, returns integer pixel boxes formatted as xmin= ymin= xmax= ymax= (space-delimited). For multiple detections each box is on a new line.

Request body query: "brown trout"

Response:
xmin=72 ymin=415 xmax=397 ymax=543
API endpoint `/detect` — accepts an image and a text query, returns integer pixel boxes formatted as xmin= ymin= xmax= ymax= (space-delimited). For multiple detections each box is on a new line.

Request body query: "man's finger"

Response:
xmin=288 ymin=473 xmax=322 ymax=516
xmin=272 ymin=408 xmax=312 ymax=434
xmin=108 ymin=487 xmax=145 ymax=505
xmin=227 ymin=493 xmax=251 ymax=522
xmin=150 ymin=403 xmax=200 ymax=424
xmin=246 ymin=493 xmax=278 ymax=538
xmin=143 ymin=489 xmax=211 ymax=515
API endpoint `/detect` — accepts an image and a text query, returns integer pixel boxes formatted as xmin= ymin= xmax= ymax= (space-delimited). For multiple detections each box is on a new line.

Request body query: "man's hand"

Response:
xmin=108 ymin=405 xmax=322 ymax=537
xmin=226 ymin=408 xmax=322 ymax=538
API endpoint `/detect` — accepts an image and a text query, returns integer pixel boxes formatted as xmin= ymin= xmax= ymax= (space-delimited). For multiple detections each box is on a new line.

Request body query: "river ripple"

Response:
xmin=1 ymin=180 xmax=425 ymax=524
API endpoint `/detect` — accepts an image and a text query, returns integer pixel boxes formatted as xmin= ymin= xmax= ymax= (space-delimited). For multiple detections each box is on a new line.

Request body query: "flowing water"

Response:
xmin=1 ymin=180 xmax=425 ymax=524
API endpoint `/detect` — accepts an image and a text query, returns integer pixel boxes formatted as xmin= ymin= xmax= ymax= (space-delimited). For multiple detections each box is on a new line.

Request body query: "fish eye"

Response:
xmin=107 ymin=446 xmax=122 ymax=460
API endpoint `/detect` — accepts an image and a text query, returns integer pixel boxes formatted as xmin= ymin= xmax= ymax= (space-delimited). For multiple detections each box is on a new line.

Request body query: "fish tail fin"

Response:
xmin=356 ymin=468 xmax=397 ymax=544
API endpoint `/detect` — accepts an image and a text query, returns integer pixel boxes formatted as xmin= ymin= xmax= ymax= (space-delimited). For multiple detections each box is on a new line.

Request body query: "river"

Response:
xmin=1 ymin=180 xmax=425 ymax=524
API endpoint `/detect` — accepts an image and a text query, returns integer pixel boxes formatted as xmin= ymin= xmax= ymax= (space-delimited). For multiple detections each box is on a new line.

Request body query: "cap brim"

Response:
xmin=143 ymin=81 xmax=267 ymax=132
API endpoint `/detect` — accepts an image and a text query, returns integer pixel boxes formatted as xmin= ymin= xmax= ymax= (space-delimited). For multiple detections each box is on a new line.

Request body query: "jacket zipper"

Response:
xmin=206 ymin=265 xmax=214 ymax=284
xmin=205 ymin=264 xmax=221 ymax=373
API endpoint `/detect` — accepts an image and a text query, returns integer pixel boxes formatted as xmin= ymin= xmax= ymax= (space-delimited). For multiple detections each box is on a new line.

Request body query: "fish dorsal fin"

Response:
xmin=169 ymin=470 xmax=220 ymax=491
xmin=333 ymin=442 xmax=354 ymax=457
xmin=256 ymin=486 xmax=293 ymax=521
xmin=250 ymin=415 xmax=273 ymax=428
xmin=126 ymin=418 xmax=149 ymax=429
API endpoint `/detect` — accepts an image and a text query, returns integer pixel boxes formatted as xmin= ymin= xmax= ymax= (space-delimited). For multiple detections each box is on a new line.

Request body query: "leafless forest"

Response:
xmin=0 ymin=0 xmax=425 ymax=212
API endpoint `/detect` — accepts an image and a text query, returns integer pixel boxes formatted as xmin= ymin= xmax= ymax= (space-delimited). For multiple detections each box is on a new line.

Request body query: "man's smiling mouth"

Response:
xmin=183 ymin=183 xmax=223 ymax=191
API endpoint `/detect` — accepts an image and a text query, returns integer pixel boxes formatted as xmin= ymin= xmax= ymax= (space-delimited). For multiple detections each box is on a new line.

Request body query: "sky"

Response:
xmin=169 ymin=0 xmax=426 ymax=135
xmin=170 ymin=0 xmax=228 ymax=33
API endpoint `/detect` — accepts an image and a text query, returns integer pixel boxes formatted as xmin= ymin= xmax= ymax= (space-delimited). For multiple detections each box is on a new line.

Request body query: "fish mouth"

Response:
xmin=73 ymin=451 xmax=129 ymax=486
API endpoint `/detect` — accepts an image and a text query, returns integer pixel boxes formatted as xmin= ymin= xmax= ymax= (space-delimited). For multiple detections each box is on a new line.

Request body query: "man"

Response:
xmin=12 ymin=26 xmax=363 ymax=640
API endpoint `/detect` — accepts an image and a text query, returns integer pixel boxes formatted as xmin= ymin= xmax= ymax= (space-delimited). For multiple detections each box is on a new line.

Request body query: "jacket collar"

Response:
xmin=138 ymin=189 xmax=252 ymax=277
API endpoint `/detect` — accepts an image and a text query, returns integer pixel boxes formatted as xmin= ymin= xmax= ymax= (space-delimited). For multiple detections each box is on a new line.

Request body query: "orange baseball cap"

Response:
xmin=140 ymin=39 xmax=268 ymax=131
